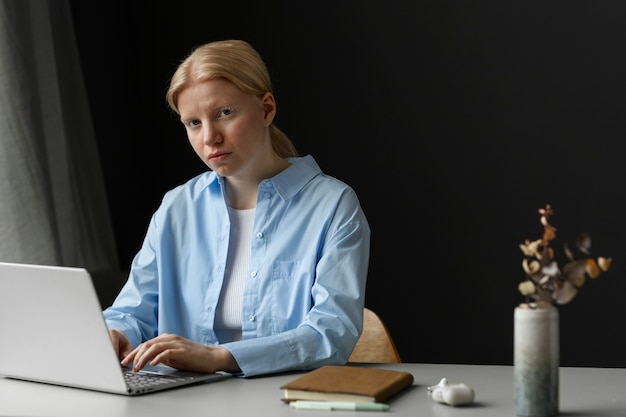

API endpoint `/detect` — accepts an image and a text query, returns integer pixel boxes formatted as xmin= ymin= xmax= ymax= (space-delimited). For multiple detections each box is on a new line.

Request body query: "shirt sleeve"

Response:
xmin=102 ymin=214 xmax=160 ymax=348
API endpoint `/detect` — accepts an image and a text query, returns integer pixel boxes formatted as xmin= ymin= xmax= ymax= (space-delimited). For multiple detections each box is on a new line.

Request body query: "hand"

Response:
xmin=120 ymin=333 xmax=240 ymax=374
xmin=109 ymin=329 xmax=133 ymax=359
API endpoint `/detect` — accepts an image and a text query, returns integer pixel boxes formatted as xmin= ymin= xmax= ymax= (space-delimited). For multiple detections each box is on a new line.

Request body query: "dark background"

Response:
xmin=69 ymin=0 xmax=626 ymax=368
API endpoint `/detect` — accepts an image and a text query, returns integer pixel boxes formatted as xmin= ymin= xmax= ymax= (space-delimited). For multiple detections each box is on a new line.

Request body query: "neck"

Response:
xmin=225 ymin=157 xmax=291 ymax=209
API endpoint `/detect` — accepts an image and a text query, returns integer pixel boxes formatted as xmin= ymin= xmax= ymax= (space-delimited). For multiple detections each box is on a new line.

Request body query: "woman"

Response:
xmin=104 ymin=40 xmax=370 ymax=377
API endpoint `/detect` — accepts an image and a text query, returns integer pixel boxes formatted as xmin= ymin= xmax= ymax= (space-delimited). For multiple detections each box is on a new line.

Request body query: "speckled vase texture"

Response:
xmin=514 ymin=307 xmax=559 ymax=417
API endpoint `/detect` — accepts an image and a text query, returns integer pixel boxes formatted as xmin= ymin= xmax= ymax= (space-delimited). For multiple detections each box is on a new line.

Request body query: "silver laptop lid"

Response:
xmin=0 ymin=262 xmax=229 ymax=395
xmin=0 ymin=262 xmax=132 ymax=394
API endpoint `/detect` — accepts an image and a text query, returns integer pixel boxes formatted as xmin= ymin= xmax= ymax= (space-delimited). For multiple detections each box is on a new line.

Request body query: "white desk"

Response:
xmin=1 ymin=363 xmax=624 ymax=417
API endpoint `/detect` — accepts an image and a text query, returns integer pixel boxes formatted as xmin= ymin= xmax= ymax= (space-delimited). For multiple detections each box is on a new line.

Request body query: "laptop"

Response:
xmin=0 ymin=261 xmax=231 ymax=395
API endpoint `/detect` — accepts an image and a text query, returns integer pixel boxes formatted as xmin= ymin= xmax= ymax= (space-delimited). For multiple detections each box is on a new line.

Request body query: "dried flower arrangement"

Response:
xmin=518 ymin=204 xmax=612 ymax=309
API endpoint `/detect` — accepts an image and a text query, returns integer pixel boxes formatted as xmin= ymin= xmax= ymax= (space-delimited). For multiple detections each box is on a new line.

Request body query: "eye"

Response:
xmin=186 ymin=119 xmax=201 ymax=127
xmin=218 ymin=108 xmax=234 ymax=118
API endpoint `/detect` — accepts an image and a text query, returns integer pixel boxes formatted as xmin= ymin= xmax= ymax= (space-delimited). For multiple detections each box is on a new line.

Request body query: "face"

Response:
xmin=177 ymin=78 xmax=276 ymax=180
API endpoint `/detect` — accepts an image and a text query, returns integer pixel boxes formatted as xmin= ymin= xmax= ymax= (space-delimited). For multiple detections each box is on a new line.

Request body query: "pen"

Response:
xmin=289 ymin=401 xmax=390 ymax=411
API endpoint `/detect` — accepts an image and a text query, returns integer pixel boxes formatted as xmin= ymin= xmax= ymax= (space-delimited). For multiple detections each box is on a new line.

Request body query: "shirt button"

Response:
xmin=264 ymin=192 xmax=270 ymax=199
xmin=248 ymin=315 xmax=255 ymax=321
xmin=256 ymin=232 xmax=263 ymax=238
xmin=251 ymin=271 xmax=257 ymax=277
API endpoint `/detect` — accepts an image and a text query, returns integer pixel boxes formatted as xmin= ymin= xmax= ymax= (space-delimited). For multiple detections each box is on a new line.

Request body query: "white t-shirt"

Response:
xmin=214 ymin=207 xmax=255 ymax=342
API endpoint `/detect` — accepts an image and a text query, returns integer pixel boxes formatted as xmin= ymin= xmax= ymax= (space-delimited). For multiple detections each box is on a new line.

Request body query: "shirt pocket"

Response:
xmin=273 ymin=260 xmax=299 ymax=280
xmin=269 ymin=260 xmax=309 ymax=330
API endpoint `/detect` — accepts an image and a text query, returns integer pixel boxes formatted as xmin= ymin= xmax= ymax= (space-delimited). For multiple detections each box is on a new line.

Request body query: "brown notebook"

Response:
xmin=280 ymin=365 xmax=414 ymax=403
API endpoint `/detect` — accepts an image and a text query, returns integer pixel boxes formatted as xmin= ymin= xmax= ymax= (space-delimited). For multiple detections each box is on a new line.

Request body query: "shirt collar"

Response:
xmin=268 ymin=155 xmax=321 ymax=200
xmin=207 ymin=155 xmax=322 ymax=201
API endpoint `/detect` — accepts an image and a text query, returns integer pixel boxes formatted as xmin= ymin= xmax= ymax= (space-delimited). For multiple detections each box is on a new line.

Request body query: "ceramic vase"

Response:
xmin=514 ymin=306 xmax=559 ymax=417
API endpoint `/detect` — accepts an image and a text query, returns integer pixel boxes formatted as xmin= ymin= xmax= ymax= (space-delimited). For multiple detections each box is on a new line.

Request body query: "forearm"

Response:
xmin=223 ymin=325 xmax=354 ymax=377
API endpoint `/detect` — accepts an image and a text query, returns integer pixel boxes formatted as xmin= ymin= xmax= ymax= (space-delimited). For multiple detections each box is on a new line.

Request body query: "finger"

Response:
xmin=130 ymin=340 xmax=168 ymax=371
xmin=150 ymin=345 xmax=185 ymax=368
xmin=125 ymin=334 xmax=182 ymax=370
xmin=120 ymin=347 xmax=138 ymax=367
xmin=131 ymin=346 xmax=153 ymax=371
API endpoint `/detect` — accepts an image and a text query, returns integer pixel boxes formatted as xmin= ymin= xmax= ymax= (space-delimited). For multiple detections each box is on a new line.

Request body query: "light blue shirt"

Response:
xmin=103 ymin=155 xmax=370 ymax=377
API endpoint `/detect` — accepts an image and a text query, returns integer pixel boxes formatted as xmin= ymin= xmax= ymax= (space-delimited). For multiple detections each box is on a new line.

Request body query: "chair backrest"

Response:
xmin=348 ymin=307 xmax=402 ymax=363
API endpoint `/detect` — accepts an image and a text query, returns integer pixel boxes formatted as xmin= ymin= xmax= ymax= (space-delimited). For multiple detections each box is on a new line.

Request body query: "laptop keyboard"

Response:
xmin=123 ymin=368 xmax=188 ymax=389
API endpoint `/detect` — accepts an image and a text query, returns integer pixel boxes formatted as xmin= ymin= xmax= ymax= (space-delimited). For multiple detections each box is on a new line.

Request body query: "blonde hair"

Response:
xmin=166 ymin=40 xmax=298 ymax=158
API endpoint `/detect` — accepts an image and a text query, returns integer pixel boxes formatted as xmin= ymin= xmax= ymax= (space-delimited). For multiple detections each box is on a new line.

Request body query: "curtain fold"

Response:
xmin=0 ymin=0 xmax=121 ymax=305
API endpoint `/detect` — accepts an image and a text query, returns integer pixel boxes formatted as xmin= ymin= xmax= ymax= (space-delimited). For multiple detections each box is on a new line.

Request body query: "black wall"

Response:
xmin=69 ymin=0 xmax=626 ymax=368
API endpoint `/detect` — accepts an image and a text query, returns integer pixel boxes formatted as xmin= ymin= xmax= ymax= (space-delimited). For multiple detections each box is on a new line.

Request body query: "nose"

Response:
xmin=202 ymin=122 xmax=222 ymax=146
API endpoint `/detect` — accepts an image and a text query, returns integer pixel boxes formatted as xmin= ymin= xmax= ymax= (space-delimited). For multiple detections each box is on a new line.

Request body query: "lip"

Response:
xmin=208 ymin=151 xmax=231 ymax=163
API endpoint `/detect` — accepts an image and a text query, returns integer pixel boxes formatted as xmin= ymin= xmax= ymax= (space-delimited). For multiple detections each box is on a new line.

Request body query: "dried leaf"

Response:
xmin=520 ymin=239 xmax=542 ymax=257
xmin=564 ymin=243 xmax=574 ymax=261
xmin=562 ymin=259 xmax=587 ymax=287
xmin=538 ymin=205 xmax=554 ymax=217
xmin=576 ymin=233 xmax=592 ymax=255
xmin=553 ymin=281 xmax=578 ymax=304
xmin=543 ymin=226 xmax=557 ymax=242
xmin=518 ymin=280 xmax=536 ymax=296
xmin=585 ymin=259 xmax=601 ymax=279
xmin=598 ymin=257 xmax=612 ymax=272
xmin=522 ymin=259 xmax=541 ymax=274
xmin=542 ymin=261 xmax=559 ymax=277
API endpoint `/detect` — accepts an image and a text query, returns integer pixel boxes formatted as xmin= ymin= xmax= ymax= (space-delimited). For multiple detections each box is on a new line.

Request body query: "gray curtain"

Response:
xmin=0 ymin=0 xmax=121 ymax=305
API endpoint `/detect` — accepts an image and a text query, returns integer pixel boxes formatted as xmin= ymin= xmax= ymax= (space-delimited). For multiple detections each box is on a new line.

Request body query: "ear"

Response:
xmin=260 ymin=92 xmax=276 ymax=126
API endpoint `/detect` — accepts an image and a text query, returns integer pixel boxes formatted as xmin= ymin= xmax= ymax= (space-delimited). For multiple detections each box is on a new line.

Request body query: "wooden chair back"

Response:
xmin=348 ymin=307 xmax=401 ymax=363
